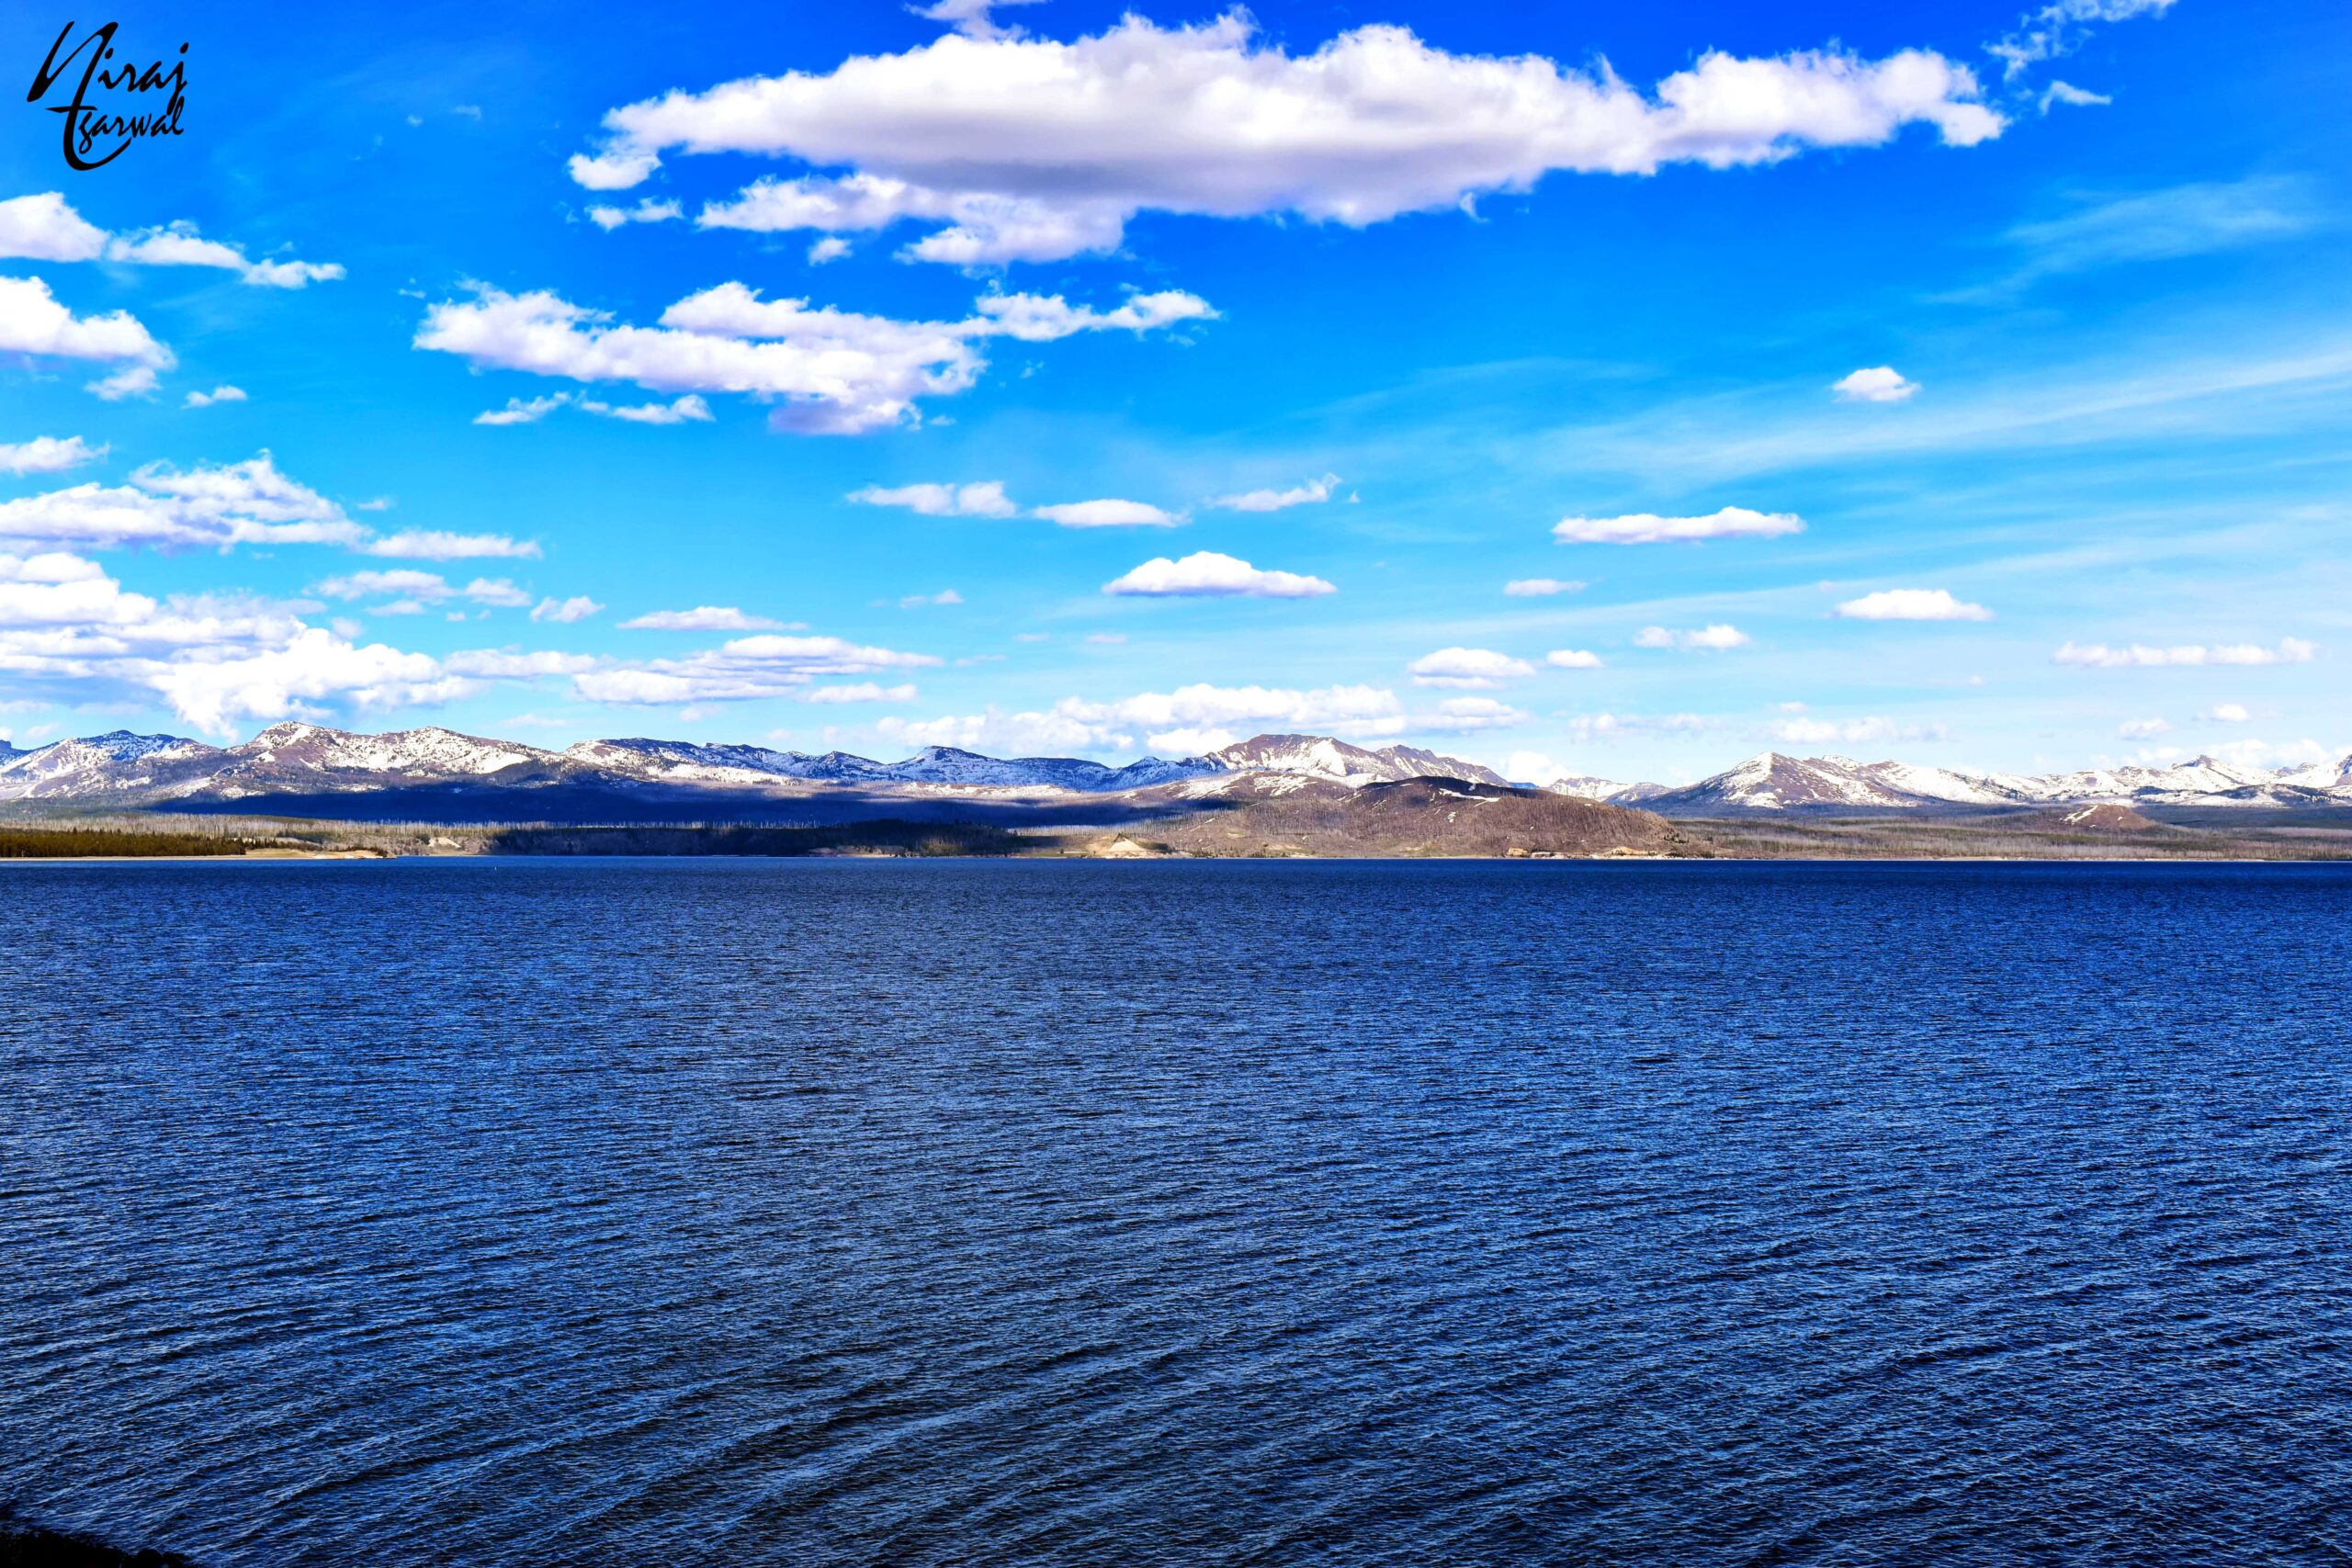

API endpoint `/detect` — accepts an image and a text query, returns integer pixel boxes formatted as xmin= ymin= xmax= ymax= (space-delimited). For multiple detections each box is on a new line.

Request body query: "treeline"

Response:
xmin=481 ymin=820 xmax=1025 ymax=857
xmin=0 ymin=828 xmax=252 ymax=859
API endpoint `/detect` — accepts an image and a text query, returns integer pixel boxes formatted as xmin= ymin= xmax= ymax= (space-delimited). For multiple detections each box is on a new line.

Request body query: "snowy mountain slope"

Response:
xmin=0 ymin=731 xmax=225 ymax=800
xmin=1203 ymin=734 xmax=1507 ymax=787
xmin=1646 ymin=750 xmax=2352 ymax=815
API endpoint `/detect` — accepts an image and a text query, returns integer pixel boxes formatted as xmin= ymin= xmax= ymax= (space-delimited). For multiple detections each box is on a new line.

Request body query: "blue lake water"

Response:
xmin=4 ymin=858 xmax=2348 ymax=1565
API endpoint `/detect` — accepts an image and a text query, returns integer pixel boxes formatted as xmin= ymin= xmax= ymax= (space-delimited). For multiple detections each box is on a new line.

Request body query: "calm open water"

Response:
xmin=4 ymin=859 xmax=2348 ymax=1566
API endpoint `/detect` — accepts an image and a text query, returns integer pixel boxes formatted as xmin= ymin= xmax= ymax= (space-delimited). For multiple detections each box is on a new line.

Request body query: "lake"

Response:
xmin=4 ymin=860 xmax=2347 ymax=1564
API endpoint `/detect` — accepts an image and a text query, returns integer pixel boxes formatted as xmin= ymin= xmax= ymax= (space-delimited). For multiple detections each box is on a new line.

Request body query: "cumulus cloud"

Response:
xmin=572 ymin=15 xmax=2002 ymax=264
xmin=1832 ymin=366 xmax=1918 ymax=403
xmin=0 ymin=453 xmax=365 ymax=552
xmin=418 ymin=281 xmax=1210 ymax=434
xmin=800 ymin=681 xmax=917 ymax=703
xmin=1206 ymin=473 xmax=1340 ymax=512
xmin=0 ymin=550 xmax=476 ymax=734
xmin=808 ymin=237 xmax=852 ymax=264
xmin=1545 ymin=649 xmax=1603 ymax=669
xmin=1407 ymin=647 xmax=1534 ymax=689
xmin=579 ymin=393 xmax=714 ymax=424
xmin=1034 ymin=498 xmax=1184 ymax=528
xmin=102 ymin=221 xmax=344 ymax=288
xmin=849 ymin=480 xmax=1019 ymax=517
xmin=0 ymin=275 xmax=174 ymax=378
xmin=2054 ymin=638 xmax=2316 ymax=668
xmin=1553 ymin=505 xmax=1803 ymax=545
xmin=2200 ymin=702 xmax=2251 ymax=723
xmin=878 ymin=680 xmax=1407 ymax=756
xmin=620 ymin=605 xmax=787 ymax=631
xmin=474 ymin=393 xmax=571 ymax=425
xmin=587 ymin=198 xmax=684 ymax=231
xmin=363 ymin=530 xmax=542 ymax=560
xmin=572 ymin=634 xmax=939 ymax=705
xmin=1505 ymin=578 xmax=1585 ymax=597
xmin=0 ymin=193 xmax=107 ymax=261
xmin=1637 ymin=623 xmax=1750 ymax=651
xmin=183 ymin=384 xmax=247 ymax=409
xmin=1102 ymin=550 xmax=1335 ymax=598
xmin=0 ymin=435 xmax=105 ymax=476
xmin=1834 ymin=588 xmax=1992 ymax=621
xmin=311 ymin=570 xmax=530 ymax=609
xmin=0 ymin=194 xmax=341 ymax=286
xmin=531 ymin=596 xmax=605 ymax=624
xmin=86 ymin=365 xmax=161 ymax=401
xmin=2118 ymin=717 xmax=2172 ymax=739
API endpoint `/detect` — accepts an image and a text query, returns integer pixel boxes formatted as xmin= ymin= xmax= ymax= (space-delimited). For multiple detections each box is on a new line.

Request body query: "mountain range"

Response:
xmin=2 ymin=721 xmax=2347 ymax=817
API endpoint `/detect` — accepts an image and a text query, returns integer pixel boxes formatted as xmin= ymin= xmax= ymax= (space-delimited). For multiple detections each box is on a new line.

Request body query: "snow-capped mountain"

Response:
xmin=0 ymin=731 xmax=226 ymax=801
xmin=3 ymin=721 xmax=2346 ymax=816
xmin=1645 ymin=750 xmax=2352 ymax=814
xmin=1204 ymin=734 xmax=1509 ymax=787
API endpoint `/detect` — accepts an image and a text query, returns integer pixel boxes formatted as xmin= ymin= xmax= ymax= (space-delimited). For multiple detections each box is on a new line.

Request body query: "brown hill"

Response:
xmin=1136 ymin=775 xmax=1684 ymax=858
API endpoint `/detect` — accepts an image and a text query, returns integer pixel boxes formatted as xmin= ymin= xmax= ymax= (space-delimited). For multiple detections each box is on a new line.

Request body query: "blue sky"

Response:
xmin=1 ymin=0 xmax=2346 ymax=783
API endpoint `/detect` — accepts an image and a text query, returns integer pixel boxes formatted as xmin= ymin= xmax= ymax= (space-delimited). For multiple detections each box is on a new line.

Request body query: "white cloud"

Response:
xmin=879 ymin=681 xmax=1407 ymax=756
xmin=311 ymin=570 xmax=530 ymax=608
xmin=620 ymin=605 xmax=786 ymax=631
xmin=529 ymin=596 xmax=604 ymax=625
xmin=474 ymin=393 xmax=571 ymax=425
xmin=1773 ymin=715 xmax=1949 ymax=744
xmin=0 ymin=276 xmax=174 ymax=374
xmin=801 ymin=681 xmax=917 ymax=703
xmin=1419 ymin=695 xmax=1529 ymax=733
xmin=183 ymin=384 xmax=248 ymax=409
xmin=1554 ymin=505 xmax=1804 ymax=545
xmin=443 ymin=649 xmax=600 ymax=679
xmin=2201 ymin=702 xmax=2251 ymax=723
xmin=0 ymin=551 xmax=476 ymax=735
xmin=579 ymin=393 xmax=714 ymax=424
xmin=417 ymin=281 xmax=1209 ymax=434
xmin=2118 ymin=716 xmax=2171 ymax=739
xmin=0 ymin=194 xmax=341 ymax=288
xmin=364 ymin=530 xmax=542 ymax=560
xmin=356 ymin=497 xmax=395 ymax=512
xmin=1102 ymin=550 xmax=1335 ymax=599
xmin=86 ymin=366 xmax=161 ymax=400
xmin=0 ymin=435 xmax=105 ymax=475
xmin=808 ymin=236 xmax=852 ymax=264
xmin=1505 ymin=578 xmax=1586 ymax=597
xmin=1034 ymin=498 xmax=1184 ymax=528
xmin=848 ymin=480 xmax=1019 ymax=517
xmin=1566 ymin=711 xmax=1718 ymax=742
xmin=1832 ymin=366 xmax=1918 ymax=403
xmin=2039 ymin=80 xmax=2111 ymax=112
xmin=1206 ymin=473 xmax=1340 ymax=512
xmin=0 ymin=194 xmax=108 ymax=261
xmin=1834 ymin=588 xmax=1992 ymax=621
xmin=1545 ymin=649 xmax=1603 ymax=669
xmin=1989 ymin=178 xmax=2317 ymax=289
xmin=587 ymin=198 xmax=684 ymax=231
xmin=1407 ymin=646 xmax=1534 ymax=689
xmin=574 ymin=16 xmax=2002 ymax=264
xmin=2054 ymin=638 xmax=2316 ymax=668
xmin=913 ymin=0 xmax=1047 ymax=40
xmin=899 ymin=589 xmax=964 ymax=608
xmin=1989 ymin=0 xmax=2177 ymax=79
xmin=99 ymin=221 xmax=343 ymax=288
xmin=0 ymin=454 xmax=364 ymax=551
xmin=1637 ymin=623 xmax=1750 ymax=651
xmin=573 ymin=634 xmax=939 ymax=705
